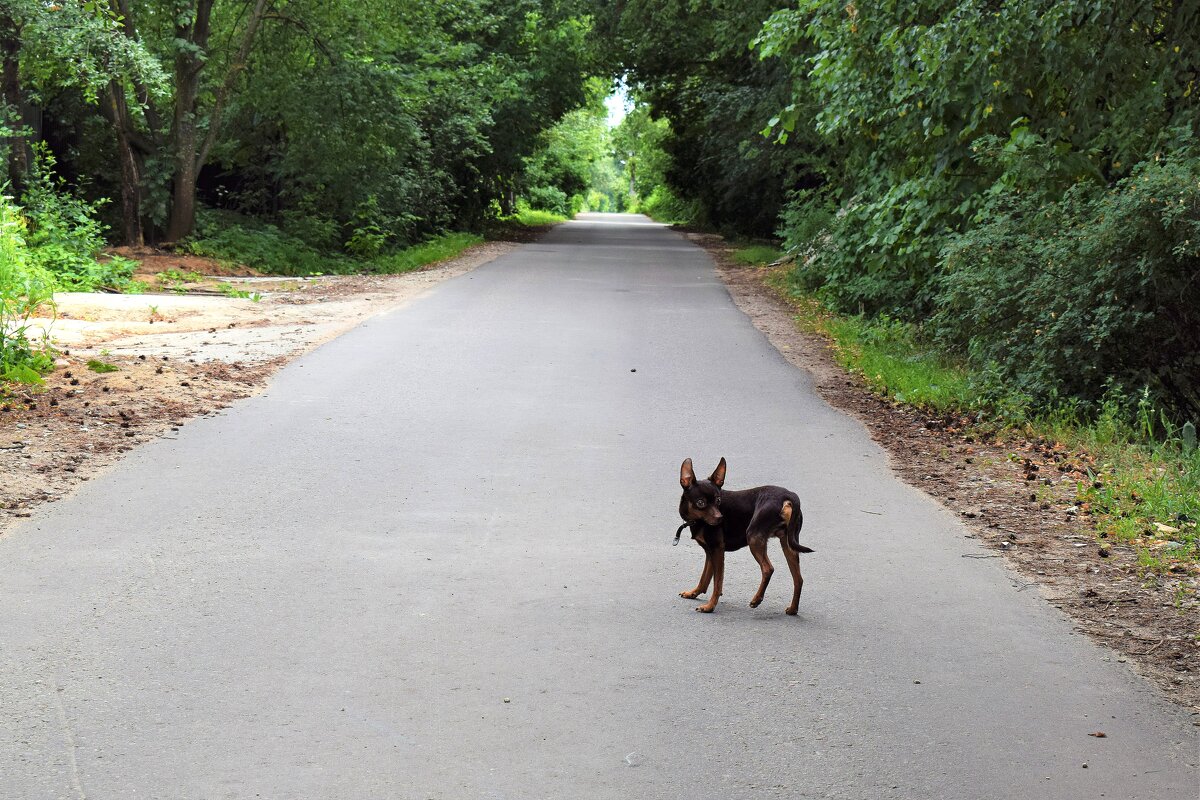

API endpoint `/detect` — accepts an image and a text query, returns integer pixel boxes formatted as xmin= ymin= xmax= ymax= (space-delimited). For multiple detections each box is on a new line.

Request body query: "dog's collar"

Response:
xmin=673 ymin=521 xmax=689 ymax=546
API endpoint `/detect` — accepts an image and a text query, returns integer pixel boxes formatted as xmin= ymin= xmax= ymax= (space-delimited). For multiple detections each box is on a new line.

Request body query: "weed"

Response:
xmin=367 ymin=233 xmax=482 ymax=274
xmin=0 ymin=194 xmax=54 ymax=384
xmin=86 ymin=359 xmax=118 ymax=373
xmin=503 ymin=207 xmax=567 ymax=227
xmin=732 ymin=245 xmax=784 ymax=266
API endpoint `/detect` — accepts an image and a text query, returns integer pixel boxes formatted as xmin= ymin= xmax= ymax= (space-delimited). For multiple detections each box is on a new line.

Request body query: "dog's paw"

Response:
xmin=749 ymin=598 xmax=763 ymax=608
xmin=679 ymin=590 xmax=701 ymax=599
xmin=785 ymin=606 xmax=798 ymax=616
xmin=695 ymin=605 xmax=715 ymax=613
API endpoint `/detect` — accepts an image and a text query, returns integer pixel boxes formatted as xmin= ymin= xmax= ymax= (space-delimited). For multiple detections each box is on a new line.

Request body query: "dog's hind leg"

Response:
xmin=780 ymin=538 xmax=803 ymax=615
xmin=747 ymin=537 xmax=774 ymax=608
xmin=680 ymin=555 xmax=713 ymax=599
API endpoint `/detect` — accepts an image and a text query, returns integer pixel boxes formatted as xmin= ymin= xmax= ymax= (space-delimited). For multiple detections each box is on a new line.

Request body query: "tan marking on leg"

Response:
xmin=747 ymin=537 xmax=774 ymax=608
xmin=697 ymin=550 xmax=724 ymax=612
xmin=780 ymin=537 xmax=803 ymax=615
xmin=781 ymin=500 xmax=792 ymax=526
xmin=680 ymin=555 xmax=713 ymax=599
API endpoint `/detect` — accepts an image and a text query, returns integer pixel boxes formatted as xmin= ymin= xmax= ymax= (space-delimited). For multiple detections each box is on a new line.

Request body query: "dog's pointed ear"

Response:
xmin=680 ymin=458 xmax=695 ymax=489
xmin=709 ymin=457 xmax=727 ymax=488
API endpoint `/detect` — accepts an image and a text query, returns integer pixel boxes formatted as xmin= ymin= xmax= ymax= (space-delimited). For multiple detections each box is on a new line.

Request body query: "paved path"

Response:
xmin=2 ymin=214 xmax=1195 ymax=799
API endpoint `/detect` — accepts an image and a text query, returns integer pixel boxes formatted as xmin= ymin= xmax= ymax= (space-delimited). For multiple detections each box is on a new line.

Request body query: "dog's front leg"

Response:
xmin=696 ymin=549 xmax=724 ymax=613
xmin=680 ymin=553 xmax=713 ymax=599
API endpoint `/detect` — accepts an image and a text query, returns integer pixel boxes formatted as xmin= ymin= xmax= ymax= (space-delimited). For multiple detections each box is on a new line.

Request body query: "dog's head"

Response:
xmin=679 ymin=457 xmax=726 ymax=527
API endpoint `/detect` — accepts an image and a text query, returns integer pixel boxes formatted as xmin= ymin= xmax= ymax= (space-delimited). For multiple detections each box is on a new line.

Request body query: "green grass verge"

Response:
xmin=503 ymin=208 xmax=567 ymax=227
xmin=731 ymin=245 xmax=784 ymax=266
xmin=740 ymin=246 xmax=1200 ymax=576
xmin=184 ymin=212 xmax=482 ymax=277
xmin=367 ymin=233 xmax=482 ymax=274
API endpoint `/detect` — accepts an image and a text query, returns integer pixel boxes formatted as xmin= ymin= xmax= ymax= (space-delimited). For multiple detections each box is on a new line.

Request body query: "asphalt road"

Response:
xmin=2 ymin=213 xmax=1196 ymax=799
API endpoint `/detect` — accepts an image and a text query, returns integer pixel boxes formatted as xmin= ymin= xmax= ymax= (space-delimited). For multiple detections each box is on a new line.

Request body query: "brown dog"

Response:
xmin=677 ymin=457 xmax=813 ymax=614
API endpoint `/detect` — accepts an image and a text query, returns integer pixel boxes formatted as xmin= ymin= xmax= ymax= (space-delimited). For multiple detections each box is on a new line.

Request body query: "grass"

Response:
xmin=741 ymin=245 xmax=1200 ymax=577
xmin=367 ymin=233 xmax=482 ymax=274
xmin=731 ymin=245 xmax=784 ymax=266
xmin=183 ymin=210 xmax=483 ymax=277
xmin=503 ymin=208 xmax=567 ymax=227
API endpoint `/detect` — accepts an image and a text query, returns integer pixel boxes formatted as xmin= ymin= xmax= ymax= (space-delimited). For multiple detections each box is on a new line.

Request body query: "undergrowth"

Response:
xmin=746 ymin=246 xmax=1200 ymax=577
xmin=184 ymin=210 xmax=482 ymax=276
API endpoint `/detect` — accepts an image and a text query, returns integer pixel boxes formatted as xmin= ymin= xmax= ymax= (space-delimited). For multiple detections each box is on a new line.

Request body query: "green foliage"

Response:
xmin=524 ymin=186 xmax=571 ymax=217
xmin=367 ymin=233 xmax=483 ymax=274
xmin=185 ymin=210 xmax=483 ymax=277
xmin=0 ymin=193 xmax=53 ymax=383
xmin=6 ymin=0 xmax=168 ymax=105
xmin=639 ymin=185 xmax=702 ymax=226
xmin=749 ymin=0 xmax=1200 ymax=419
xmin=18 ymin=147 xmax=136 ymax=292
xmin=604 ymin=0 xmax=829 ymax=234
xmin=934 ymin=143 xmax=1200 ymax=418
xmin=183 ymin=211 xmax=346 ymax=276
xmin=86 ymin=359 xmax=119 ymax=374
xmin=731 ymin=245 xmax=783 ymax=266
xmin=504 ymin=204 xmax=567 ymax=227
xmin=611 ymin=104 xmax=670 ymax=200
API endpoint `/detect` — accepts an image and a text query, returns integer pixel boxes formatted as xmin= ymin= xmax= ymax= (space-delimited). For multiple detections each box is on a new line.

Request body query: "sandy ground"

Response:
xmin=0 ymin=241 xmax=515 ymax=535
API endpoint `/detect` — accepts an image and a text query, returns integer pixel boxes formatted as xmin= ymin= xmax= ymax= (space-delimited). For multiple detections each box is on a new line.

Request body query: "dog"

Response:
xmin=676 ymin=457 xmax=813 ymax=614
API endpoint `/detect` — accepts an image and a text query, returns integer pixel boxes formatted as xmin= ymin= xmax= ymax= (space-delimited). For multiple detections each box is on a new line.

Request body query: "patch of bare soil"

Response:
xmin=110 ymin=246 xmax=261 ymax=279
xmin=690 ymin=232 xmax=1200 ymax=712
xmin=1 ymin=241 xmax=517 ymax=536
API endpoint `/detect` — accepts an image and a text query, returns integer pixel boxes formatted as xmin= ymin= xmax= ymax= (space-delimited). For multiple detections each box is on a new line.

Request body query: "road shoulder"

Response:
xmin=692 ymin=232 xmax=1200 ymax=713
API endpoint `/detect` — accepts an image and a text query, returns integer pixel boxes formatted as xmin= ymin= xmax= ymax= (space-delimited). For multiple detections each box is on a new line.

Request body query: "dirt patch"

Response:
xmin=110 ymin=246 xmax=262 ymax=279
xmin=690 ymin=232 xmax=1200 ymax=711
xmin=1 ymin=241 xmax=516 ymax=535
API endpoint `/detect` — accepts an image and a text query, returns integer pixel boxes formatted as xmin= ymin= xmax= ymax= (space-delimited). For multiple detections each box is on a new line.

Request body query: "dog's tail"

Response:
xmin=781 ymin=499 xmax=813 ymax=554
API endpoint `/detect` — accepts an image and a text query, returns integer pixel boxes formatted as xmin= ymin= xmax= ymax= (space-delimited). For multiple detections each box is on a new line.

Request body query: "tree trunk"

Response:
xmin=107 ymin=82 xmax=144 ymax=246
xmin=163 ymin=0 xmax=211 ymax=243
xmin=165 ymin=0 xmax=269 ymax=243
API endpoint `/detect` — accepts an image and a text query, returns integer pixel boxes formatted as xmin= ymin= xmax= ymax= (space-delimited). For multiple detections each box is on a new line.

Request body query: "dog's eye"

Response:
xmin=694 ymin=498 xmax=707 ymax=509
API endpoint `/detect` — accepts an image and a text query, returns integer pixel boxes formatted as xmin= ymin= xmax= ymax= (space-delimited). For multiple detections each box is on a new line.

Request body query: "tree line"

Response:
xmin=1 ymin=0 xmax=601 ymax=248
xmin=603 ymin=0 xmax=1200 ymax=422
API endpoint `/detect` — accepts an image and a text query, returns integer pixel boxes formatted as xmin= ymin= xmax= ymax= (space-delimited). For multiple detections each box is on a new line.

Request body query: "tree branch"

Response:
xmin=195 ymin=0 xmax=270 ymax=171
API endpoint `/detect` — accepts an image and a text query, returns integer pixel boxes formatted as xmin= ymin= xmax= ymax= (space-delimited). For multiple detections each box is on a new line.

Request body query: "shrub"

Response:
xmin=524 ymin=186 xmax=570 ymax=217
xmin=184 ymin=210 xmax=346 ymax=275
xmin=934 ymin=145 xmax=1200 ymax=421
xmin=639 ymin=185 xmax=703 ymax=225
xmin=0 ymin=195 xmax=54 ymax=383
xmin=20 ymin=145 xmax=136 ymax=292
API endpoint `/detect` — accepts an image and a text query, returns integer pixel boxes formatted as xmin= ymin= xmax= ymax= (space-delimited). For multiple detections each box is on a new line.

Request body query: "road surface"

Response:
xmin=2 ymin=214 xmax=1195 ymax=798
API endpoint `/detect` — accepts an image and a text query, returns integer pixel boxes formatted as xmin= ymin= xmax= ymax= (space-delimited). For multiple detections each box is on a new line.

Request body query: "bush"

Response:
xmin=639 ymin=185 xmax=703 ymax=225
xmin=184 ymin=210 xmax=346 ymax=275
xmin=934 ymin=145 xmax=1200 ymax=420
xmin=0 ymin=195 xmax=54 ymax=383
xmin=367 ymin=233 xmax=482 ymax=274
xmin=20 ymin=146 xmax=136 ymax=292
xmin=524 ymin=186 xmax=570 ymax=217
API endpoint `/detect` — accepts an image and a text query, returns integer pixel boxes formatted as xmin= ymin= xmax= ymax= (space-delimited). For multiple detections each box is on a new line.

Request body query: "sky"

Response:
xmin=605 ymin=84 xmax=631 ymax=128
